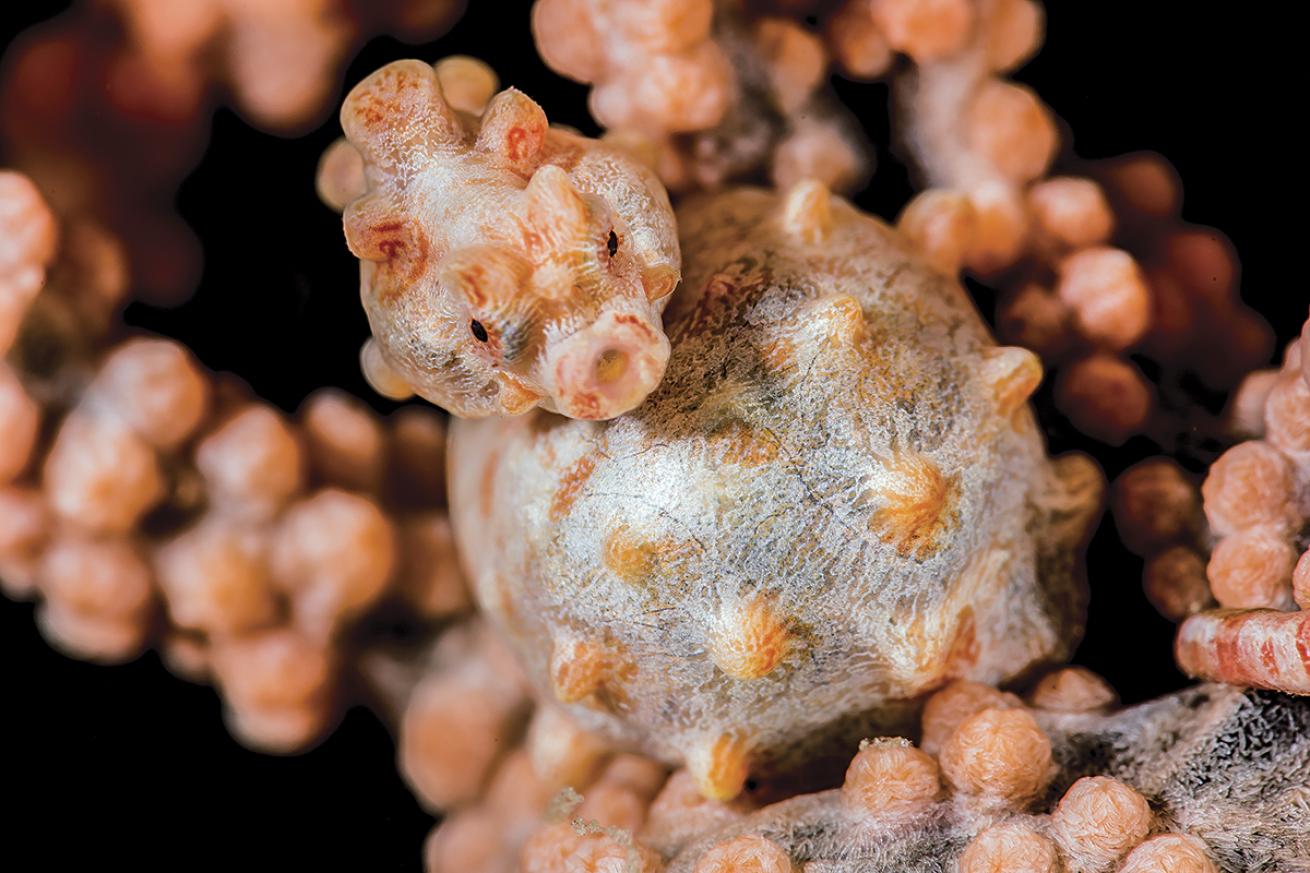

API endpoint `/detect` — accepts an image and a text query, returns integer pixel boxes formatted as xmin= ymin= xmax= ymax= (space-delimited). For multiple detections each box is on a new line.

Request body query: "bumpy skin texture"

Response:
xmin=340 ymin=59 xmax=681 ymax=420
xmin=666 ymin=686 xmax=1310 ymax=871
xmin=450 ymin=185 xmax=1102 ymax=796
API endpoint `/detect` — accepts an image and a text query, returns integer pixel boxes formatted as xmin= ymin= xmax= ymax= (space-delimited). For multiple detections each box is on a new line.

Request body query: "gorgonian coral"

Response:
xmin=0 ymin=172 xmax=468 ymax=752
xmin=2 ymin=4 xmax=1305 ymax=872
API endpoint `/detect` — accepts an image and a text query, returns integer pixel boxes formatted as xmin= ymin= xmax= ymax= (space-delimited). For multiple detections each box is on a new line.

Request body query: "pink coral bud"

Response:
xmin=1201 ymin=441 xmax=1297 ymax=537
xmin=270 ymin=489 xmax=396 ymax=637
xmin=387 ymin=406 xmax=447 ymax=507
xmin=995 ymin=283 xmax=1073 ymax=359
xmin=0 ymin=485 xmax=47 ymax=598
xmin=433 ymin=55 xmax=500 ymax=114
xmin=211 ymin=626 xmax=336 ymax=752
xmin=967 ymin=79 xmax=1057 ymax=184
xmin=0 ymin=170 xmax=58 ymax=273
xmin=1027 ymin=177 xmax=1114 ymax=252
xmin=39 ymin=535 xmax=153 ymax=621
xmin=395 ymin=513 xmax=469 ymax=618
xmin=485 ymin=748 xmax=557 ymax=829
xmin=1206 ymin=527 xmax=1296 ymax=611
xmin=939 ymin=707 xmax=1053 ymax=806
xmin=1056 ymin=247 xmax=1151 ymax=351
xmin=1118 ymin=834 xmax=1218 ymax=873
xmin=826 ymin=0 xmax=893 ymax=79
xmin=43 ymin=410 xmax=165 ymax=535
xmin=613 ymin=0 xmax=714 ymax=54
xmin=37 ymin=601 xmax=151 ymax=665
xmin=593 ymin=41 xmax=733 ymax=135
xmin=222 ymin=0 xmax=353 ymax=132
xmin=400 ymin=659 xmax=527 ymax=811
xmin=1294 ymin=549 xmax=1310 ymax=610
xmin=963 ymin=182 xmax=1028 ymax=275
xmin=300 ymin=389 xmax=385 ymax=493
xmin=424 ymin=808 xmax=501 ymax=873
xmin=957 ymin=822 xmax=1060 ymax=873
xmin=37 ymin=536 xmax=154 ymax=662
xmin=1027 ymin=666 xmax=1117 ymax=713
xmin=1301 ymin=314 xmax=1310 ymax=388
xmin=1143 ymin=547 xmax=1213 ymax=622
xmin=1099 ymin=152 xmax=1181 ymax=219
xmin=753 ymin=18 xmax=827 ymax=114
xmin=920 ymin=679 xmax=1023 ymax=756
xmin=1264 ymin=370 xmax=1310 ymax=461
xmin=161 ymin=631 xmax=211 ymax=684
xmin=577 ymin=781 xmax=650 ymax=833
xmin=1111 ymin=458 xmax=1200 ymax=556
xmin=521 ymin=821 xmax=664 ymax=873
xmin=1 ymin=269 xmax=44 ymax=358
xmin=1226 ymin=369 xmax=1280 ymax=439
xmin=870 ymin=0 xmax=974 ymax=62
xmin=984 ymin=0 xmax=1044 ymax=72
xmin=694 ymin=835 xmax=795 ymax=873
xmin=771 ymin=117 xmax=869 ymax=195
xmin=1163 ymin=229 xmax=1236 ymax=307
xmin=1051 ymin=776 xmax=1152 ymax=868
xmin=842 ymin=737 xmax=942 ymax=817
xmin=526 ymin=705 xmax=609 ymax=791
xmin=531 ymin=0 xmax=604 ymax=83
xmin=641 ymin=769 xmax=755 ymax=856
xmin=1054 ymin=354 xmax=1153 ymax=445
xmin=316 ymin=138 xmax=366 ymax=212
xmin=0 ymin=362 xmax=39 ymax=485
xmin=195 ymin=404 xmax=305 ymax=519
xmin=897 ymin=189 xmax=976 ymax=275
xmin=89 ymin=339 xmax=210 ymax=449
xmin=154 ymin=518 xmax=280 ymax=636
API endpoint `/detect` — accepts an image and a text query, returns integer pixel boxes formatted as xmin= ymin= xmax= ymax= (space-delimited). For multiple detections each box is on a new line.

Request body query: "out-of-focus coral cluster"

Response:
xmin=888 ymin=3 xmax=1271 ymax=445
xmin=0 ymin=171 xmax=470 ymax=752
xmin=532 ymin=0 xmax=871 ymax=194
xmin=1111 ymin=456 xmax=1212 ymax=622
xmin=0 ymin=0 xmax=464 ymax=303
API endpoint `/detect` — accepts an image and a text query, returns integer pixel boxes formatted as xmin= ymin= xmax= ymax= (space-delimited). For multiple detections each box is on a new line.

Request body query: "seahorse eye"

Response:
xmin=607 ymin=229 xmax=619 ymax=258
xmin=470 ymin=319 xmax=489 ymax=342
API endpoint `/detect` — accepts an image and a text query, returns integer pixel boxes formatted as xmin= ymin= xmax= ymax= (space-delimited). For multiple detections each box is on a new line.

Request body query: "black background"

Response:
xmin=0 ymin=2 xmax=1300 ymax=870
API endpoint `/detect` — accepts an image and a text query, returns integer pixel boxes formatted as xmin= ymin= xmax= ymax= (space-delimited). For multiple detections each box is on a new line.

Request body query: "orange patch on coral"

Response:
xmin=550 ymin=454 xmax=597 ymax=520
xmin=869 ymin=452 xmax=960 ymax=560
